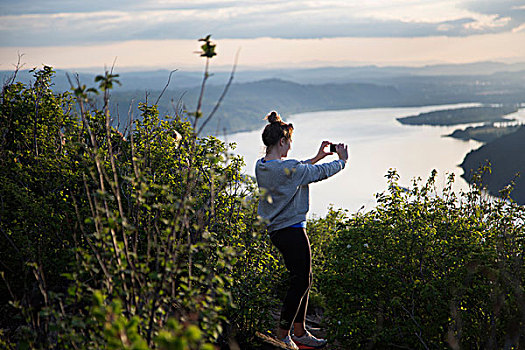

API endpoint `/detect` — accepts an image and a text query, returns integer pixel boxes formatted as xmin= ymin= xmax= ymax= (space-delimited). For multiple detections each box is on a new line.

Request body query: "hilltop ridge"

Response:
xmin=461 ymin=125 xmax=525 ymax=204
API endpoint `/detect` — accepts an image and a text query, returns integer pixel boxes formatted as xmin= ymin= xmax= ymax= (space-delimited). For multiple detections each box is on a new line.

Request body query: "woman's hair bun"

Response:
xmin=265 ymin=111 xmax=282 ymax=124
xmin=261 ymin=110 xmax=294 ymax=148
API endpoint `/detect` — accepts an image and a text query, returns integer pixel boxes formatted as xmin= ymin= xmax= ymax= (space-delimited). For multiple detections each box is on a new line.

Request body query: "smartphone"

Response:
xmin=330 ymin=144 xmax=336 ymax=153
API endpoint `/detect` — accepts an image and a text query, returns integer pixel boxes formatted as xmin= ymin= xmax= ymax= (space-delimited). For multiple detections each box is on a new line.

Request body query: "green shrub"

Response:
xmin=0 ymin=37 xmax=284 ymax=349
xmin=307 ymin=207 xmax=350 ymax=312
xmin=319 ymin=170 xmax=525 ymax=348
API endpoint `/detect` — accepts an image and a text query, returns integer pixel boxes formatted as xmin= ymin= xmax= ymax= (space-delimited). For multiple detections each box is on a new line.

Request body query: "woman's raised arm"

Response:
xmin=304 ymin=141 xmax=333 ymax=164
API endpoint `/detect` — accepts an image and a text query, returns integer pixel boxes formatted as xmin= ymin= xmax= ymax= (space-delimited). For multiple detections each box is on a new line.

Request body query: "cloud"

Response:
xmin=0 ymin=0 xmax=524 ymax=47
xmin=461 ymin=0 xmax=525 ymax=31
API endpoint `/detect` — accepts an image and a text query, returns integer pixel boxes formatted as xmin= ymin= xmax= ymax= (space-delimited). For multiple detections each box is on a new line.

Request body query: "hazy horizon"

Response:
xmin=2 ymin=1 xmax=525 ymax=71
xmin=3 ymin=58 xmax=525 ymax=75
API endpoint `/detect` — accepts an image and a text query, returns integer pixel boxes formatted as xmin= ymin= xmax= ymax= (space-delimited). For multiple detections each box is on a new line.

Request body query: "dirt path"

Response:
xmin=253 ymin=309 xmax=337 ymax=350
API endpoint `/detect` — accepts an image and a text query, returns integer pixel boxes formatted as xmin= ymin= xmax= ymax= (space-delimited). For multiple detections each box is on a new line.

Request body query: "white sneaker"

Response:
xmin=281 ymin=335 xmax=300 ymax=350
xmin=292 ymin=330 xmax=327 ymax=348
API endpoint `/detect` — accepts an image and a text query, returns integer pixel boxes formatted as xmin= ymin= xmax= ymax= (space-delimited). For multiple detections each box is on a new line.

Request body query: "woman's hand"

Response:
xmin=309 ymin=141 xmax=332 ymax=164
xmin=335 ymin=143 xmax=349 ymax=162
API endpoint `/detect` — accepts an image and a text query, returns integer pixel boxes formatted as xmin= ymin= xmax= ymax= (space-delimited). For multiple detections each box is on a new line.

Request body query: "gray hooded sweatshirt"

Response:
xmin=255 ymin=158 xmax=346 ymax=232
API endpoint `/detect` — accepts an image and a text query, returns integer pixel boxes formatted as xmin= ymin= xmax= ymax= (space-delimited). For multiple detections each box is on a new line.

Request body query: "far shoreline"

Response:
xmin=221 ymin=102 xmax=483 ymax=137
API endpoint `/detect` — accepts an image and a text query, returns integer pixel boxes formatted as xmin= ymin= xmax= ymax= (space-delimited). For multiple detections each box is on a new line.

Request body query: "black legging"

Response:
xmin=270 ymin=227 xmax=313 ymax=331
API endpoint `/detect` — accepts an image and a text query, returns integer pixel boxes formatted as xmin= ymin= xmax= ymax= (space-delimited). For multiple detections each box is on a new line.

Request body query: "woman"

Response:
xmin=255 ymin=111 xmax=348 ymax=349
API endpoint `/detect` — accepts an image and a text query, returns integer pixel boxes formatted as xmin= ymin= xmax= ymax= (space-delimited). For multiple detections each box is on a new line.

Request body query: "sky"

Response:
xmin=1 ymin=0 xmax=525 ymax=71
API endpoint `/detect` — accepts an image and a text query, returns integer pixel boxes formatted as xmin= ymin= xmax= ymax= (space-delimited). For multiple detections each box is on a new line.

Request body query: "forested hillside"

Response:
xmin=397 ymin=106 xmax=518 ymax=126
xmin=461 ymin=125 xmax=525 ymax=205
xmin=108 ymin=79 xmax=403 ymax=134
xmin=447 ymin=123 xmax=521 ymax=143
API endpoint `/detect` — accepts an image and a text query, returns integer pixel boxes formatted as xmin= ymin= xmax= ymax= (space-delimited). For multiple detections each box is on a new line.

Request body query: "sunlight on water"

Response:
xmin=226 ymin=104 xmax=524 ymax=216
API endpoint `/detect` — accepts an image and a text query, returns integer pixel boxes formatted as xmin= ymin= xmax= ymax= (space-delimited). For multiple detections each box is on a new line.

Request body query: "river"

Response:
xmin=224 ymin=104 xmax=525 ymax=217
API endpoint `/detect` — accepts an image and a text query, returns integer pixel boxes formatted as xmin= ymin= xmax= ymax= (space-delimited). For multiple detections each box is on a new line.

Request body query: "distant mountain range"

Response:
xmin=3 ymin=61 xmax=524 ymax=135
xmin=2 ymin=61 xmax=525 ymax=90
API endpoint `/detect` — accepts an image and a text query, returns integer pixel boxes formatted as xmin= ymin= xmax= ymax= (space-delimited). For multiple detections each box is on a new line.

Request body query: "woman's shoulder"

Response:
xmin=256 ymin=158 xmax=301 ymax=166
xmin=282 ymin=159 xmax=301 ymax=165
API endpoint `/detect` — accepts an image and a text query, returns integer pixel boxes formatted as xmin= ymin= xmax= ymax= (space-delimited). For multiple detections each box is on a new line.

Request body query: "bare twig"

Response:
xmin=5 ymin=52 xmax=25 ymax=87
xmin=0 ymin=271 xmax=16 ymax=300
xmin=193 ymin=58 xmax=210 ymax=130
xmin=124 ymin=99 xmax=135 ymax=141
xmin=401 ymin=305 xmax=430 ymax=350
xmin=32 ymin=79 xmax=42 ymax=156
xmin=0 ymin=225 xmax=21 ymax=255
xmin=197 ymin=48 xmax=240 ymax=135
xmin=171 ymin=91 xmax=187 ymax=120
xmin=32 ymin=264 xmax=48 ymax=307
xmin=155 ymin=69 xmax=178 ymax=105
xmin=69 ymin=73 xmax=130 ymax=300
